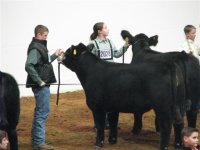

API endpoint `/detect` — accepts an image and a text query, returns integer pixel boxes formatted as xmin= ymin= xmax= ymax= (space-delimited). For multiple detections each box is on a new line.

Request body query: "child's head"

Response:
xmin=0 ymin=130 xmax=9 ymax=150
xmin=184 ymin=25 xmax=196 ymax=41
xmin=34 ymin=25 xmax=49 ymax=40
xmin=90 ymin=22 xmax=109 ymax=40
xmin=181 ymin=127 xmax=199 ymax=149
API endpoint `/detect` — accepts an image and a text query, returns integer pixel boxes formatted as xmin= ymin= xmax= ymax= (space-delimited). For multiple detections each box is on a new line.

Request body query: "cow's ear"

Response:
xmin=78 ymin=43 xmax=87 ymax=50
xmin=121 ymin=30 xmax=133 ymax=44
xmin=121 ymin=30 xmax=132 ymax=42
xmin=149 ymin=35 xmax=158 ymax=46
xmin=75 ymin=43 xmax=87 ymax=55
xmin=121 ymin=30 xmax=130 ymax=39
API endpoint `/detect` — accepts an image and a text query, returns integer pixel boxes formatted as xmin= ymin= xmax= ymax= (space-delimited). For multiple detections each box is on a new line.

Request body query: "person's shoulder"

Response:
xmin=181 ymin=39 xmax=188 ymax=45
xmin=106 ymin=38 xmax=116 ymax=47
xmin=106 ymin=38 xmax=113 ymax=44
xmin=27 ymin=49 xmax=42 ymax=58
xmin=106 ymin=38 xmax=112 ymax=41
xmin=89 ymin=40 xmax=95 ymax=44
xmin=194 ymin=40 xmax=200 ymax=46
xmin=28 ymin=48 xmax=39 ymax=54
xmin=179 ymin=40 xmax=188 ymax=49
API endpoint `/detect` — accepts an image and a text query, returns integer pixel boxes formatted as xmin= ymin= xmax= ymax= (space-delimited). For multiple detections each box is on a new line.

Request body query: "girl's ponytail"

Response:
xmin=90 ymin=22 xmax=104 ymax=40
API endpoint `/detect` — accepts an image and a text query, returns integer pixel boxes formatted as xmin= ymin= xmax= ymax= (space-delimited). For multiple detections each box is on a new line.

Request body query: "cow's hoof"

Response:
xmin=108 ymin=137 xmax=117 ymax=145
xmin=95 ymin=140 xmax=104 ymax=148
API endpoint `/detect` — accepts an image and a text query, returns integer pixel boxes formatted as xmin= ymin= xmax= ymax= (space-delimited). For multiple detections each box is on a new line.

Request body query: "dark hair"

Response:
xmin=90 ymin=22 xmax=104 ymax=40
xmin=184 ymin=25 xmax=196 ymax=34
xmin=0 ymin=130 xmax=7 ymax=143
xmin=181 ymin=127 xmax=199 ymax=141
xmin=34 ymin=25 xmax=49 ymax=37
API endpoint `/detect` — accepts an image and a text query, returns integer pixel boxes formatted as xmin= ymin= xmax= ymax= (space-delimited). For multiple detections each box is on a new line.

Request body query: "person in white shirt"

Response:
xmin=180 ymin=25 xmax=200 ymax=59
xmin=180 ymin=25 xmax=200 ymax=113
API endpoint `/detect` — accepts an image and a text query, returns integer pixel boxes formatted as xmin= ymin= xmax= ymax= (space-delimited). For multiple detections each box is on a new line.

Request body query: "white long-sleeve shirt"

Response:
xmin=179 ymin=39 xmax=200 ymax=58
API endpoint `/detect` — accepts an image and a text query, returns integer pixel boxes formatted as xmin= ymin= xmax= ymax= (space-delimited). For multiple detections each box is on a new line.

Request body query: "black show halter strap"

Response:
xmin=56 ymin=61 xmax=61 ymax=106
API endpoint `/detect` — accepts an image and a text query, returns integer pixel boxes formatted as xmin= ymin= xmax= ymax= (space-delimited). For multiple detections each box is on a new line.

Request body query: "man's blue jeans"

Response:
xmin=31 ymin=86 xmax=50 ymax=146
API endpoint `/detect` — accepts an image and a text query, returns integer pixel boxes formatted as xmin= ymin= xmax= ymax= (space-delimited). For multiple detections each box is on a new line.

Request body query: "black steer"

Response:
xmin=62 ymin=43 xmax=185 ymax=150
xmin=0 ymin=71 xmax=20 ymax=150
xmin=121 ymin=30 xmax=200 ymax=148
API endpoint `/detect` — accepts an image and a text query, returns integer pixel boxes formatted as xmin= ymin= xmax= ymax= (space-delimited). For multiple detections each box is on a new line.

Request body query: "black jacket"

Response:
xmin=26 ymin=38 xmax=56 ymax=88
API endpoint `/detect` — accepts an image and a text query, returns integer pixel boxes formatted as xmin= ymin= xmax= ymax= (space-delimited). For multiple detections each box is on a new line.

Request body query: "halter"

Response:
xmin=56 ymin=54 xmax=67 ymax=106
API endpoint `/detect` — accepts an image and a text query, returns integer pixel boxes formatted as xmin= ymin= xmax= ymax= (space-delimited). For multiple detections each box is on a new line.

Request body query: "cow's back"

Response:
xmin=84 ymin=62 xmax=176 ymax=114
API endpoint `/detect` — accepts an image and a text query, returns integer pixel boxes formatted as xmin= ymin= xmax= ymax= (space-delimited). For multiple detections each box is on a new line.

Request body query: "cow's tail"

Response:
xmin=0 ymin=71 xmax=8 ymax=129
xmin=170 ymin=63 xmax=185 ymax=124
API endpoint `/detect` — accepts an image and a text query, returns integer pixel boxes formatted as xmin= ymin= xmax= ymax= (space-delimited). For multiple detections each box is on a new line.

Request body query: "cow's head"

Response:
xmin=62 ymin=43 xmax=88 ymax=71
xmin=121 ymin=30 xmax=158 ymax=48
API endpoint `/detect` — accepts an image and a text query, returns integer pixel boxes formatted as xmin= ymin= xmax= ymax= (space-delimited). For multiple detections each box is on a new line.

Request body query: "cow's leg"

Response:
xmin=92 ymin=110 xmax=106 ymax=148
xmin=132 ymin=111 xmax=159 ymax=134
xmin=132 ymin=112 xmax=142 ymax=134
xmin=107 ymin=112 xmax=119 ymax=144
xmin=155 ymin=115 xmax=160 ymax=132
xmin=173 ymin=123 xmax=184 ymax=149
xmin=186 ymin=109 xmax=197 ymax=128
xmin=7 ymin=127 xmax=18 ymax=150
xmin=157 ymin=114 xmax=172 ymax=150
xmin=6 ymin=116 xmax=19 ymax=150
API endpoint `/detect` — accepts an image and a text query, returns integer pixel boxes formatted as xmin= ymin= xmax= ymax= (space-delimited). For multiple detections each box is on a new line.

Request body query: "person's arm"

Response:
xmin=25 ymin=49 xmax=43 ymax=86
xmin=110 ymin=40 xmax=129 ymax=58
xmin=50 ymin=53 xmax=57 ymax=62
xmin=50 ymin=49 xmax=63 ymax=62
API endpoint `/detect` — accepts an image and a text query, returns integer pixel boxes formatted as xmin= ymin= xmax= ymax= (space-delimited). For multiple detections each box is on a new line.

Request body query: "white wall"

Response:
xmin=198 ymin=0 xmax=200 ymax=29
xmin=1 ymin=0 xmax=200 ymax=96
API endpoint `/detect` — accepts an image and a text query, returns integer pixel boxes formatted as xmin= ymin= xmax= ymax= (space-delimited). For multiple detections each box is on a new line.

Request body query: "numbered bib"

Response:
xmin=99 ymin=49 xmax=112 ymax=60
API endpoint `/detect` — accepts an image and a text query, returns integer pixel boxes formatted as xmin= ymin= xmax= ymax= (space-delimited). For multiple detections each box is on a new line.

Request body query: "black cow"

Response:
xmin=121 ymin=30 xmax=200 ymax=148
xmin=0 ymin=71 xmax=20 ymax=150
xmin=62 ymin=43 xmax=185 ymax=150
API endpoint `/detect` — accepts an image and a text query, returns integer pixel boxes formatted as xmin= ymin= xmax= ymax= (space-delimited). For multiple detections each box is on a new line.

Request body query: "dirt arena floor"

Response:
xmin=18 ymin=90 xmax=200 ymax=150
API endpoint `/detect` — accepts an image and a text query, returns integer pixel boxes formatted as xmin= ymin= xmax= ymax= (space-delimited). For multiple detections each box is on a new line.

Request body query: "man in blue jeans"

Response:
xmin=25 ymin=25 xmax=63 ymax=150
